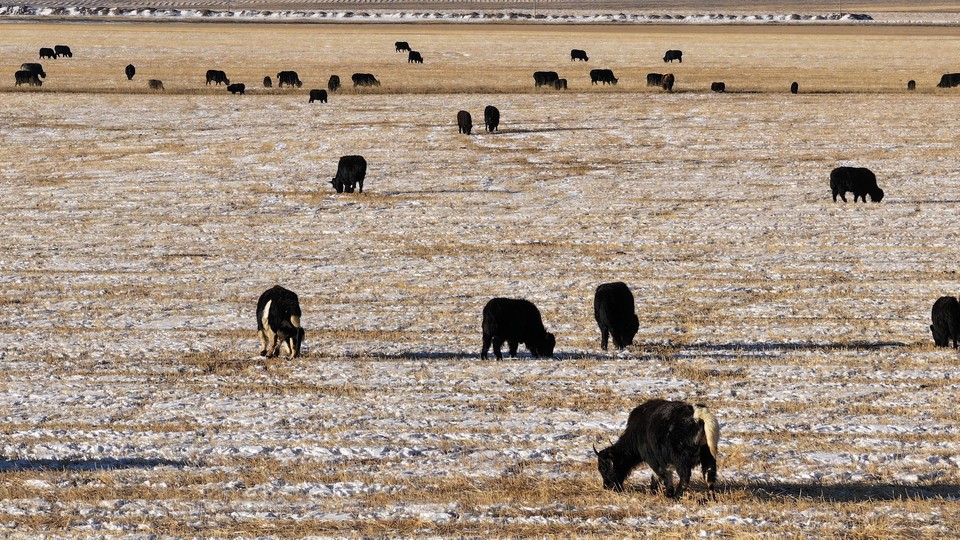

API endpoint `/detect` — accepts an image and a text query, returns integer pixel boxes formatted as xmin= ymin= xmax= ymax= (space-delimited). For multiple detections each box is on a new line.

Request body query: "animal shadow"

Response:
xmin=0 ymin=457 xmax=187 ymax=472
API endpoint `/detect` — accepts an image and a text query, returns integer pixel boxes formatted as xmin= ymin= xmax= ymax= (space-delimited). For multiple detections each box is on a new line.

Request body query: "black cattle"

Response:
xmin=457 ymin=110 xmax=472 ymax=135
xmin=227 ymin=83 xmax=245 ymax=95
xmin=330 ymin=155 xmax=367 ymax=193
xmin=484 ymin=105 xmax=500 ymax=132
xmin=595 ymin=399 xmax=719 ymax=499
xmin=54 ymin=45 xmax=72 ymax=58
xmin=571 ymin=49 xmax=589 ymax=61
xmin=205 ymin=69 xmax=229 ymax=85
xmin=352 ymin=73 xmax=380 ymax=87
xmin=594 ymin=282 xmax=640 ymax=351
xmin=830 ymin=166 xmax=884 ymax=203
xmin=931 ymin=296 xmax=960 ymax=348
xmin=554 ymin=78 xmax=568 ymax=90
xmin=148 ymin=79 xmax=164 ymax=91
xmin=791 ymin=81 xmax=799 ymax=94
xmin=263 ymin=76 xmax=272 ymax=88
xmin=533 ymin=71 xmax=560 ymax=88
xmin=20 ymin=63 xmax=45 ymax=78
xmin=308 ymin=89 xmax=327 ymax=103
xmin=590 ymin=69 xmax=618 ymax=85
xmin=663 ymin=50 xmax=683 ymax=63
xmin=256 ymin=285 xmax=304 ymax=359
xmin=125 ymin=64 xmax=135 ymax=80
xmin=711 ymin=82 xmax=726 ymax=93
xmin=14 ymin=70 xmax=42 ymax=86
xmin=937 ymin=73 xmax=960 ymax=88
xmin=662 ymin=73 xmax=675 ymax=91
xmin=39 ymin=47 xmax=56 ymax=59
xmin=328 ymin=75 xmax=341 ymax=92
xmin=395 ymin=41 xmax=411 ymax=52
xmin=480 ymin=298 xmax=556 ymax=360
xmin=907 ymin=79 xmax=916 ymax=91
xmin=646 ymin=73 xmax=664 ymax=87
xmin=408 ymin=51 xmax=423 ymax=63
xmin=277 ymin=71 xmax=302 ymax=88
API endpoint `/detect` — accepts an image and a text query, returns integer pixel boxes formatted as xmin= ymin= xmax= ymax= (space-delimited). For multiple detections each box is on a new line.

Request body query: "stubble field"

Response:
xmin=2 ymin=22 xmax=960 ymax=537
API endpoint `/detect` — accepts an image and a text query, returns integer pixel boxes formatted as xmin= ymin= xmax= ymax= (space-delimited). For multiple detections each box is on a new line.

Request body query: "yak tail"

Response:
xmin=693 ymin=404 xmax=720 ymax=459
xmin=289 ymin=315 xmax=301 ymax=329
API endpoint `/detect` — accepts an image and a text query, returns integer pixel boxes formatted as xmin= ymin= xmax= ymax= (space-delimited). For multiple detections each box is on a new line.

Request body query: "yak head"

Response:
xmin=594 ymin=445 xmax=626 ymax=492
xmin=616 ymin=314 xmax=640 ymax=349
xmin=869 ymin=188 xmax=884 ymax=203
xmin=530 ymin=332 xmax=556 ymax=358
xmin=330 ymin=178 xmax=344 ymax=193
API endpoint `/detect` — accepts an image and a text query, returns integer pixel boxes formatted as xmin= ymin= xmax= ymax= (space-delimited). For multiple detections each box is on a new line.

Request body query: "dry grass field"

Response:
xmin=2 ymin=22 xmax=960 ymax=537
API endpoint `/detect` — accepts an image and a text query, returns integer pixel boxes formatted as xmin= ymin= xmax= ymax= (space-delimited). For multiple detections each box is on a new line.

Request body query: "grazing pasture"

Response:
xmin=1 ymin=22 xmax=960 ymax=537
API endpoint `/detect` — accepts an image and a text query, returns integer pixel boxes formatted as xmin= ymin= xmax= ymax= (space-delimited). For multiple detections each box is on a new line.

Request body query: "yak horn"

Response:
xmin=592 ymin=443 xmax=600 ymax=456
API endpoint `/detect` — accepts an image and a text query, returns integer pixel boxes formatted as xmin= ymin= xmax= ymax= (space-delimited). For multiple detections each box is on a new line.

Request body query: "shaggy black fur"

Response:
xmin=830 ymin=166 xmax=884 ymax=203
xmin=931 ymin=296 xmax=960 ymax=348
xmin=480 ymin=298 xmax=556 ymax=360
xmin=256 ymin=285 xmax=304 ymax=359
xmin=594 ymin=282 xmax=640 ymax=351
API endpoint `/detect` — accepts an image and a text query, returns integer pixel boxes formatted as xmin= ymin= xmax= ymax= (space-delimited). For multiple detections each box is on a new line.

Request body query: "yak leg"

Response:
xmin=839 ymin=192 xmax=847 ymax=202
xmin=481 ymin=333 xmax=492 ymax=360
xmin=358 ymin=180 xmax=363 ymax=193
xmin=651 ymin=466 xmax=675 ymax=497
xmin=507 ymin=340 xmax=519 ymax=358
xmin=675 ymin=463 xmax=693 ymax=499
xmin=600 ymin=328 xmax=609 ymax=351
xmin=492 ymin=337 xmax=505 ymax=361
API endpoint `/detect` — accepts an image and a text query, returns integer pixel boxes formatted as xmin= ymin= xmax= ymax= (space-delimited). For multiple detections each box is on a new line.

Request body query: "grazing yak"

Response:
xmin=277 ymin=70 xmax=303 ymax=88
xmin=54 ymin=45 xmax=73 ymax=58
xmin=594 ymin=282 xmax=640 ymax=351
xmin=328 ymin=75 xmax=341 ymax=92
xmin=20 ymin=63 xmax=46 ymax=78
xmin=646 ymin=73 xmax=664 ymax=87
xmin=663 ymin=49 xmax=683 ymax=63
xmin=227 ymin=83 xmax=245 ymax=95
xmin=931 ymin=296 xmax=960 ymax=348
xmin=14 ymin=70 xmax=42 ymax=86
xmin=595 ymin=399 xmax=719 ymax=499
xmin=711 ymin=82 xmax=726 ymax=93
xmin=484 ymin=105 xmax=500 ymax=132
xmin=352 ymin=73 xmax=380 ymax=87
xmin=830 ymin=166 xmax=884 ymax=203
xmin=937 ymin=73 xmax=960 ymax=88
xmin=457 ymin=110 xmax=473 ymax=135
xmin=533 ymin=71 xmax=560 ymax=88
xmin=590 ymin=69 xmax=618 ymax=85
xmin=570 ymin=49 xmax=589 ymax=61
xmin=408 ymin=51 xmax=424 ymax=63
xmin=308 ymin=89 xmax=327 ymax=103
xmin=554 ymin=78 xmax=568 ymax=90
xmin=661 ymin=73 xmax=675 ymax=91
xmin=148 ymin=79 xmax=164 ymax=90
xmin=480 ymin=298 xmax=556 ymax=361
xmin=205 ymin=69 xmax=229 ymax=85
xmin=256 ymin=285 xmax=304 ymax=359
xmin=263 ymin=75 xmax=273 ymax=88
xmin=907 ymin=79 xmax=916 ymax=91
xmin=331 ymin=155 xmax=367 ymax=193
xmin=395 ymin=41 xmax=411 ymax=52
xmin=125 ymin=64 xmax=135 ymax=80
xmin=39 ymin=47 xmax=56 ymax=59
xmin=791 ymin=81 xmax=799 ymax=94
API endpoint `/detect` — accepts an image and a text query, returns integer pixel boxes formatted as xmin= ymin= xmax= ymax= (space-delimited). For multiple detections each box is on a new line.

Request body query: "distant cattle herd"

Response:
xmin=9 ymin=35 xmax=958 ymax=501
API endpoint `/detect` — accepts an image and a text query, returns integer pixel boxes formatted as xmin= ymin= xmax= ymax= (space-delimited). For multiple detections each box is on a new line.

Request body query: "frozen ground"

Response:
xmin=1 ymin=63 xmax=960 ymax=535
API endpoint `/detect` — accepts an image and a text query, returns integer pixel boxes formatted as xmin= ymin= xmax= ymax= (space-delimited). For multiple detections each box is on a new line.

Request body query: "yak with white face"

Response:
xmin=256 ymin=285 xmax=304 ymax=358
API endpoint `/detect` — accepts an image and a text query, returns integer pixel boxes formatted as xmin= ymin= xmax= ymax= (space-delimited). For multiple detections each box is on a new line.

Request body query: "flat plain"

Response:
xmin=2 ymin=21 xmax=960 ymax=537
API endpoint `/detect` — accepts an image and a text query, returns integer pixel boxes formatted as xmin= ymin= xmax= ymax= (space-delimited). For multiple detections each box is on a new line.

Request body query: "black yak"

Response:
xmin=662 ymin=73 xmax=675 ymax=91
xmin=352 ymin=73 xmax=380 ymax=87
xmin=457 ymin=110 xmax=472 ymax=135
xmin=328 ymin=75 xmax=341 ymax=92
xmin=331 ymin=155 xmax=367 ymax=193
xmin=125 ymin=64 xmax=135 ymax=80
xmin=533 ymin=71 xmax=560 ymax=88
xmin=395 ymin=41 xmax=411 ymax=52
xmin=590 ymin=69 xmax=617 ymax=85
xmin=594 ymin=282 xmax=640 ymax=351
xmin=39 ymin=47 xmax=56 ymax=59
xmin=937 ymin=73 xmax=960 ymax=88
xmin=711 ymin=82 xmax=726 ymax=93
xmin=663 ymin=50 xmax=683 ymax=63
xmin=54 ymin=45 xmax=73 ymax=58
xmin=571 ymin=49 xmax=589 ymax=61
xmin=480 ymin=298 xmax=556 ymax=360
xmin=205 ymin=69 xmax=229 ymax=85
xmin=830 ymin=166 xmax=884 ymax=203
xmin=263 ymin=75 xmax=273 ymax=88
xmin=277 ymin=71 xmax=302 ymax=88
xmin=14 ymin=70 xmax=42 ymax=86
xmin=907 ymin=80 xmax=916 ymax=91
xmin=257 ymin=285 xmax=304 ymax=359
xmin=408 ymin=51 xmax=424 ymax=63
xmin=227 ymin=83 xmax=245 ymax=95
xmin=20 ymin=63 xmax=45 ymax=78
xmin=791 ymin=81 xmax=799 ymax=94
xmin=595 ymin=399 xmax=719 ymax=499
xmin=931 ymin=296 xmax=960 ymax=348
xmin=554 ymin=78 xmax=568 ymax=90
xmin=309 ymin=89 xmax=328 ymax=103
xmin=484 ymin=105 xmax=500 ymax=132
xmin=148 ymin=79 xmax=164 ymax=91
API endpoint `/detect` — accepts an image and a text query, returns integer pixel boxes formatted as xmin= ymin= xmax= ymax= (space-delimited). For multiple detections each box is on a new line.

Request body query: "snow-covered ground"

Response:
xmin=1 ymin=57 xmax=960 ymax=535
